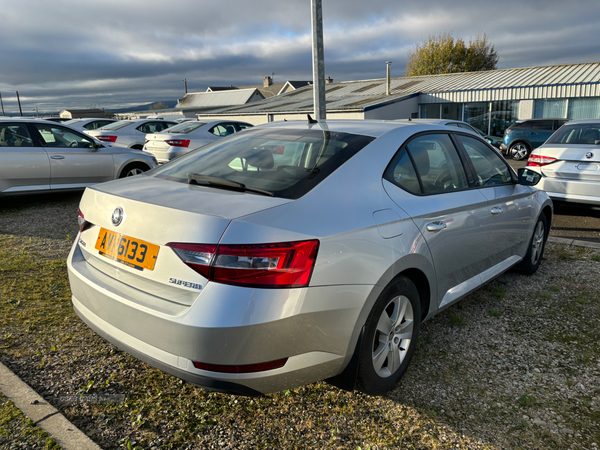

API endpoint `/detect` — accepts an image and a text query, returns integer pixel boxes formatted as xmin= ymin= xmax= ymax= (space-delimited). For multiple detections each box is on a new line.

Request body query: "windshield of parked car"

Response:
xmin=162 ymin=122 xmax=207 ymax=134
xmin=101 ymin=121 xmax=134 ymax=131
xmin=151 ymin=127 xmax=374 ymax=199
xmin=547 ymin=123 xmax=600 ymax=144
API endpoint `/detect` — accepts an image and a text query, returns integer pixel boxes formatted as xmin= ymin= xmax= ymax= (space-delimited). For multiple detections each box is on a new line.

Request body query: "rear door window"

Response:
xmin=31 ymin=124 xmax=95 ymax=148
xmin=531 ymin=120 xmax=553 ymax=130
xmin=385 ymin=133 xmax=468 ymax=194
xmin=0 ymin=123 xmax=34 ymax=147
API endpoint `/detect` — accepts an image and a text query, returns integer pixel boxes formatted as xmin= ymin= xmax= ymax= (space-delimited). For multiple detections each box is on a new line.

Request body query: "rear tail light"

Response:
xmin=165 ymin=139 xmax=190 ymax=147
xmin=77 ymin=209 xmax=92 ymax=233
xmin=97 ymin=135 xmax=117 ymax=143
xmin=527 ymin=154 xmax=557 ymax=167
xmin=192 ymin=358 xmax=288 ymax=373
xmin=166 ymin=240 xmax=319 ymax=288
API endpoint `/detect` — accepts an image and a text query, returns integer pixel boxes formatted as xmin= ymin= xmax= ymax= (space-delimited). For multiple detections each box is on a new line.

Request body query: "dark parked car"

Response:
xmin=500 ymin=119 xmax=569 ymax=160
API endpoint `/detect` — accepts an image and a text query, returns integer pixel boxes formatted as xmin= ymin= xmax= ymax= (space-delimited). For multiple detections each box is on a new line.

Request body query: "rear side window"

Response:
xmin=531 ymin=120 xmax=553 ymax=130
xmin=456 ymin=135 xmax=512 ymax=186
xmin=510 ymin=122 xmax=531 ymax=129
xmin=32 ymin=124 xmax=94 ymax=148
xmin=385 ymin=134 xmax=468 ymax=194
xmin=0 ymin=123 xmax=33 ymax=147
xmin=84 ymin=120 xmax=114 ymax=130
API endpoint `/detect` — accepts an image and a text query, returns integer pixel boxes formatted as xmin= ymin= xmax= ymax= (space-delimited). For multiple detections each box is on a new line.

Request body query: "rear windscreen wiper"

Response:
xmin=187 ymin=173 xmax=274 ymax=197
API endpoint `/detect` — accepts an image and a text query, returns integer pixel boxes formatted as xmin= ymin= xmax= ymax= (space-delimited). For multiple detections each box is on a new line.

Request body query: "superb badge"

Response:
xmin=112 ymin=207 xmax=124 ymax=226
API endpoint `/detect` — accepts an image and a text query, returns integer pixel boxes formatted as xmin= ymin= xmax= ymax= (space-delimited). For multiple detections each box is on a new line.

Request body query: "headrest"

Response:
xmin=246 ymin=149 xmax=274 ymax=169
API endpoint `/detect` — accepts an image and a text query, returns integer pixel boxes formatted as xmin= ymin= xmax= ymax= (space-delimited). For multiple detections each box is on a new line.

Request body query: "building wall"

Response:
xmin=195 ymin=111 xmax=365 ymax=125
xmin=364 ymin=96 xmax=419 ymax=120
xmin=519 ymin=100 xmax=534 ymax=120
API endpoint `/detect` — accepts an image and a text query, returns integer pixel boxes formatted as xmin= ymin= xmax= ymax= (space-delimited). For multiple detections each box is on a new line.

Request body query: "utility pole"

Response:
xmin=16 ymin=91 xmax=23 ymax=116
xmin=184 ymin=79 xmax=187 ymax=94
xmin=311 ymin=0 xmax=326 ymax=121
xmin=0 ymin=92 xmax=4 ymax=116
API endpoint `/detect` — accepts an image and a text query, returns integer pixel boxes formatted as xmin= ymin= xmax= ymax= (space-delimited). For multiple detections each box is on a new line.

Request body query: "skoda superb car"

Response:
xmin=527 ymin=119 xmax=600 ymax=206
xmin=67 ymin=120 xmax=552 ymax=396
xmin=144 ymin=120 xmax=253 ymax=163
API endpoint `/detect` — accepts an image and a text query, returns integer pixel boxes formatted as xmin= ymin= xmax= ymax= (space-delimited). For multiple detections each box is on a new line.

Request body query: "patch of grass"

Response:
xmin=449 ymin=313 xmax=467 ymax=327
xmin=592 ymin=255 xmax=600 ymax=262
xmin=488 ymin=309 xmax=502 ymax=317
xmin=517 ymin=394 xmax=535 ymax=408
xmin=490 ymin=285 xmax=506 ymax=299
xmin=548 ymin=285 xmax=560 ymax=292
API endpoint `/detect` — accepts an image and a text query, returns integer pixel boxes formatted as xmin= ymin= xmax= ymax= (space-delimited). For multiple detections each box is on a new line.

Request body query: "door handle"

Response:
xmin=491 ymin=207 xmax=503 ymax=215
xmin=50 ymin=155 xmax=65 ymax=160
xmin=426 ymin=221 xmax=447 ymax=232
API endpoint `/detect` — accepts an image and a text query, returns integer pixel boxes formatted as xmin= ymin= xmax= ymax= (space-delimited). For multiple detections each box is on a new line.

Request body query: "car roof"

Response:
xmin=558 ymin=118 xmax=600 ymax=125
xmin=254 ymin=119 xmax=468 ymax=138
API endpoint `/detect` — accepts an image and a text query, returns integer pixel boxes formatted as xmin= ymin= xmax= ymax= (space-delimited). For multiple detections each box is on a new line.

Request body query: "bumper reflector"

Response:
xmin=192 ymin=358 xmax=288 ymax=373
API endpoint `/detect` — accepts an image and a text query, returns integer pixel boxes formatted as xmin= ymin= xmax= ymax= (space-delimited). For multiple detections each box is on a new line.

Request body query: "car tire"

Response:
xmin=510 ymin=142 xmax=531 ymax=161
xmin=356 ymin=276 xmax=421 ymax=395
xmin=119 ymin=162 xmax=150 ymax=178
xmin=515 ymin=213 xmax=548 ymax=275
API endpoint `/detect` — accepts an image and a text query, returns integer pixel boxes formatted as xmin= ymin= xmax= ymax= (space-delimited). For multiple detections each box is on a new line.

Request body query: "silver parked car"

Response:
xmin=527 ymin=119 xmax=600 ymax=206
xmin=67 ymin=120 xmax=552 ymax=396
xmin=86 ymin=119 xmax=178 ymax=149
xmin=0 ymin=119 xmax=157 ymax=196
xmin=144 ymin=120 xmax=253 ymax=163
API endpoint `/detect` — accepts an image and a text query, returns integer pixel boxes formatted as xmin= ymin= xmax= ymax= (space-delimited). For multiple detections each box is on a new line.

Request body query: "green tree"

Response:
xmin=405 ymin=32 xmax=498 ymax=77
xmin=149 ymin=102 xmax=168 ymax=110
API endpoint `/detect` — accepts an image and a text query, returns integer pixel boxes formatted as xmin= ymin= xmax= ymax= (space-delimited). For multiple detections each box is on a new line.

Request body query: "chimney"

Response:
xmin=263 ymin=76 xmax=273 ymax=87
xmin=386 ymin=61 xmax=392 ymax=95
xmin=325 ymin=76 xmax=333 ymax=84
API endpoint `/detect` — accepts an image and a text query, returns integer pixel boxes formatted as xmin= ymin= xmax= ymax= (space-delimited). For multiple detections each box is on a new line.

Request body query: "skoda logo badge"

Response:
xmin=112 ymin=207 xmax=124 ymax=226
xmin=586 ymin=152 xmax=593 ymax=159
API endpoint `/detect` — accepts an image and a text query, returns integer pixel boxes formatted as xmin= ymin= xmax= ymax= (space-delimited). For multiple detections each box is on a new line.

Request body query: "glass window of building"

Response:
xmin=534 ymin=99 xmax=567 ymax=118
xmin=441 ymin=103 xmax=462 ymax=120
xmin=464 ymin=102 xmax=489 ymax=134
xmin=421 ymin=104 xmax=440 ymax=119
xmin=489 ymin=101 xmax=519 ymax=138
xmin=567 ymin=98 xmax=600 ymax=120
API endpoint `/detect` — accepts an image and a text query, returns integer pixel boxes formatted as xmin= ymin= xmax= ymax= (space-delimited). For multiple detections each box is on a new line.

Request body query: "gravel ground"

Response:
xmin=1 ymin=192 xmax=599 ymax=450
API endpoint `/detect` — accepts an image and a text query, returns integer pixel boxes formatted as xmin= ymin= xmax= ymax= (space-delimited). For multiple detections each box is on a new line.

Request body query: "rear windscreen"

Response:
xmin=151 ymin=127 xmax=374 ymax=199
xmin=547 ymin=124 xmax=600 ymax=144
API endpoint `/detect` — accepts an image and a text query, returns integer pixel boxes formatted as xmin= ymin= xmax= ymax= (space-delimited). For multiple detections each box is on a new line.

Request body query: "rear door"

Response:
xmin=30 ymin=123 xmax=115 ymax=188
xmin=0 ymin=122 xmax=50 ymax=194
xmin=383 ymin=132 xmax=491 ymax=308
xmin=455 ymin=134 xmax=533 ymax=268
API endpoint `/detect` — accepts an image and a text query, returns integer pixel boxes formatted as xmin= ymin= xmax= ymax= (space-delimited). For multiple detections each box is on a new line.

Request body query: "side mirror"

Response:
xmin=517 ymin=168 xmax=541 ymax=186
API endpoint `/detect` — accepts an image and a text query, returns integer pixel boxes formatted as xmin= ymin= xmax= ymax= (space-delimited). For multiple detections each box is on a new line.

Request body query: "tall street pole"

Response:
xmin=16 ymin=91 xmax=23 ymax=116
xmin=311 ymin=0 xmax=326 ymax=121
xmin=0 ymin=92 xmax=4 ymax=116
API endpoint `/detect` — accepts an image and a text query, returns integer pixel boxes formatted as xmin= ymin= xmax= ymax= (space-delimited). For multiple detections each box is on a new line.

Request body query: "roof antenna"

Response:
xmin=307 ymin=114 xmax=318 ymax=124
xmin=408 ymin=117 xmax=412 ymax=121
xmin=283 ymin=118 xmax=287 ymax=121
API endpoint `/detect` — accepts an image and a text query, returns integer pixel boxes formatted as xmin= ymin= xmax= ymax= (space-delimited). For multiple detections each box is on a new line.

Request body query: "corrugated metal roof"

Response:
xmin=198 ymin=62 xmax=600 ymax=115
xmin=176 ymin=88 xmax=262 ymax=109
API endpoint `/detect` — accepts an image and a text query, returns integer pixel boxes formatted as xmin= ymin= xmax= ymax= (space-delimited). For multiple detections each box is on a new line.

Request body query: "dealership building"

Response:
xmin=195 ymin=62 xmax=600 ymax=139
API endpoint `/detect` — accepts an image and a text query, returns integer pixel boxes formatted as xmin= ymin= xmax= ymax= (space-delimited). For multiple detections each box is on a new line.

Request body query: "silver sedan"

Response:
xmin=0 ymin=119 xmax=157 ymax=196
xmin=527 ymin=119 xmax=600 ymax=206
xmin=67 ymin=120 xmax=552 ymax=396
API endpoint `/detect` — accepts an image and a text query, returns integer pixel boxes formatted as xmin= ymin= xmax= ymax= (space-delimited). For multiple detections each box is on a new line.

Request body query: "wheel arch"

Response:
xmin=117 ymin=160 xmax=152 ymax=178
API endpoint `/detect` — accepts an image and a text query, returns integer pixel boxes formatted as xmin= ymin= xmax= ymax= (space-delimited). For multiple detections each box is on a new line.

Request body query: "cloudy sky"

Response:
xmin=1 ymin=0 xmax=599 ymax=114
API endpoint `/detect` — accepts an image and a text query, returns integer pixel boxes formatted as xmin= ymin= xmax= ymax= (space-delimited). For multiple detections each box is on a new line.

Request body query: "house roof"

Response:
xmin=176 ymin=88 xmax=263 ymax=109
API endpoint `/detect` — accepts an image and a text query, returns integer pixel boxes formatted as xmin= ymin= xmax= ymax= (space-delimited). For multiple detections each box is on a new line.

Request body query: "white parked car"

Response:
xmin=144 ymin=120 xmax=253 ymax=163
xmin=527 ymin=119 xmax=600 ymax=206
xmin=87 ymin=119 xmax=178 ymax=149
xmin=62 ymin=118 xmax=118 ymax=133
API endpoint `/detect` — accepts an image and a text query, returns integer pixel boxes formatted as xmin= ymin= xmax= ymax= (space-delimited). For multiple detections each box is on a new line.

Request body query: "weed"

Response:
xmin=488 ymin=309 xmax=502 ymax=317
xmin=517 ymin=394 xmax=535 ymax=408
xmin=548 ymin=285 xmax=560 ymax=292
xmin=450 ymin=313 xmax=466 ymax=327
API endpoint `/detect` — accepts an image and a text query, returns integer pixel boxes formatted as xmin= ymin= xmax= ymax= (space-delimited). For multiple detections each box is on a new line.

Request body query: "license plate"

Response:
xmin=95 ymin=228 xmax=159 ymax=271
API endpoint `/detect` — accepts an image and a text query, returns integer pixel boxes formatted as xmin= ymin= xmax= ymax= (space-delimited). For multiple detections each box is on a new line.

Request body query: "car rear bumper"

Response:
xmin=67 ymin=240 xmax=370 ymax=394
xmin=537 ymin=177 xmax=600 ymax=206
